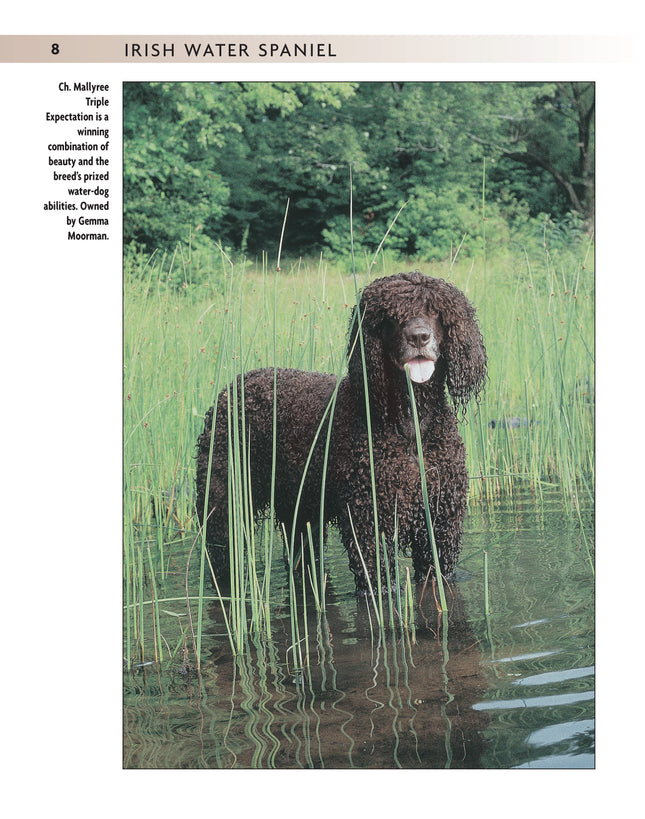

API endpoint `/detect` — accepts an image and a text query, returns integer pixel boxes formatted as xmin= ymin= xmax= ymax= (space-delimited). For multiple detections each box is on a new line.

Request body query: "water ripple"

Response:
xmin=473 ymin=690 xmax=594 ymax=711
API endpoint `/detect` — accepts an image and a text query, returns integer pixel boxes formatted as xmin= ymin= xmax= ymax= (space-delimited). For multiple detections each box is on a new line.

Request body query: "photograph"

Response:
xmin=122 ymin=79 xmax=594 ymax=770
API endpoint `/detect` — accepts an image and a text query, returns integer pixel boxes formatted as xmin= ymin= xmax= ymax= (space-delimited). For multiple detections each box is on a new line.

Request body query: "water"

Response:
xmin=123 ymin=488 xmax=594 ymax=768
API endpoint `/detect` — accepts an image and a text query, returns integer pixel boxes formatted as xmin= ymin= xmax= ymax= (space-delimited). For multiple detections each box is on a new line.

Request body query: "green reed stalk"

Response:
xmin=483 ymin=550 xmax=490 ymax=616
xmin=405 ymin=369 xmax=448 ymax=613
xmin=276 ymin=197 xmax=290 ymax=273
xmin=228 ymin=378 xmax=249 ymax=653
xmin=315 ymin=366 xmax=342 ymax=615
xmin=300 ymin=556 xmax=313 ymax=689
xmin=481 ymin=157 xmax=487 ymax=282
xmin=404 ymin=567 xmax=416 ymax=643
xmin=439 ymin=610 xmax=454 ymax=769
xmin=264 ymin=262 xmax=280 ymax=626
xmin=284 ymin=524 xmax=306 ymax=685
xmin=123 ymin=474 xmax=139 ymax=665
xmin=347 ymin=305 xmax=385 ymax=623
xmin=347 ymin=511 xmax=380 ymax=619
xmin=305 ymin=523 xmax=322 ymax=612
xmin=231 ymin=268 xmax=274 ymax=647
xmin=146 ymin=541 xmax=164 ymax=663
xmin=286 ymin=379 xmax=340 ymax=590
xmin=352 ymin=202 xmax=409 ymax=622
xmin=391 ymin=507 xmax=404 ymax=627
xmin=347 ymin=175 xmax=385 ymax=624
xmin=195 ymin=314 xmax=232 ymax=664
xmin=134 ymin=540 xmax=145 ymax=661
xmin=382 ymin=534 xmax=396 ymax=632
xmin=243 ymin=439 xmax=262 ymax=630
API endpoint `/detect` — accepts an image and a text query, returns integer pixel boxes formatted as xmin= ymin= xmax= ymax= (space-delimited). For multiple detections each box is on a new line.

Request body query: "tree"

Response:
xmin=123 ymin=83 xmax=235 ymax=253
xmin=216 ymin=82 xmax=359 ymax=253
xmin=123 ymin=82 xmax=358 ymax=256
xmin=464 ymin=82 xmax=595 ymax=228
xmin=123 ymin=81 xmax=594 ymax=264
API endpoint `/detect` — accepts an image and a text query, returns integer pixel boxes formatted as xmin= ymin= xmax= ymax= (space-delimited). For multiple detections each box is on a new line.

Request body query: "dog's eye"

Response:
xmin=380 ymin=318 xmax=400 ymax=341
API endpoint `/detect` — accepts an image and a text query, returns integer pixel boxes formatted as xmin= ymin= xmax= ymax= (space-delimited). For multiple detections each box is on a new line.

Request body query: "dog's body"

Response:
xmin=196 ymin=272 xmax=486 ymax=593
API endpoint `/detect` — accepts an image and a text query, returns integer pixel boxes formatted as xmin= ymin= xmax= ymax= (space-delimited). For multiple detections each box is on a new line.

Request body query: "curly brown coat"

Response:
xmin=196 ymin=271 xmax=487 ymax=594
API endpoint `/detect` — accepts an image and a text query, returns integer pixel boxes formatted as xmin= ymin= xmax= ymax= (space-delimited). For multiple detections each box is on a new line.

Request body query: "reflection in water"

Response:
xmin=124 ymin=587 xmax=490 ymax=768
xmin=123 ymin=490 xmax=594 ymax=769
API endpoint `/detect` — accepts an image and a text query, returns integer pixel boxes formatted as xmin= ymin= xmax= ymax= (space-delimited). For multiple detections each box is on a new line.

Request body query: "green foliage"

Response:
xmin=124 ymin=83 xmax=231 ymax=253
xmin=124 ymin=81 xmax=594 ymax=266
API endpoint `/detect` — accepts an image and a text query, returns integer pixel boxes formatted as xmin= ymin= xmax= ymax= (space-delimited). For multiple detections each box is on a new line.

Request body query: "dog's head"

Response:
xmin=347 ymin=271 xmax=487 ymax=415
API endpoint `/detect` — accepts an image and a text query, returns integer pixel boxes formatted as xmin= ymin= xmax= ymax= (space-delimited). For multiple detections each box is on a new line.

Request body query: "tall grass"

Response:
xmin=463 ymin=240 xmax=594 ymax=506
xmin=123 ymin=233 xmax=594 ymax=667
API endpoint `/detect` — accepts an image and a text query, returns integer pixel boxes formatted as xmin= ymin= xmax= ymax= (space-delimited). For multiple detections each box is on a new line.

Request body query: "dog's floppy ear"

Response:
xmin=436 ymin=284 xmax=487 ymax=413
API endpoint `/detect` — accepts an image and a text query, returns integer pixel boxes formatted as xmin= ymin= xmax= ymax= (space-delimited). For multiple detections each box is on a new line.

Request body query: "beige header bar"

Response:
xmin=0 ymin=35 xmax=632 ymax=63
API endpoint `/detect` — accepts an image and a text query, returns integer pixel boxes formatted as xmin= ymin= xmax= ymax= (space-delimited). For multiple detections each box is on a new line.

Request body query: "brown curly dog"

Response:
xmin=196 ymin=271 xmax=487 ymax=594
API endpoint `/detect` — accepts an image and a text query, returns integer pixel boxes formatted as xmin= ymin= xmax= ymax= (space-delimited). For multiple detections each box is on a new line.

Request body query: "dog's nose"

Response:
xmin=404 ymin=319 xmax=433 ymax=350
xmin=407 ymin=329 xmax=431 ymax=348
